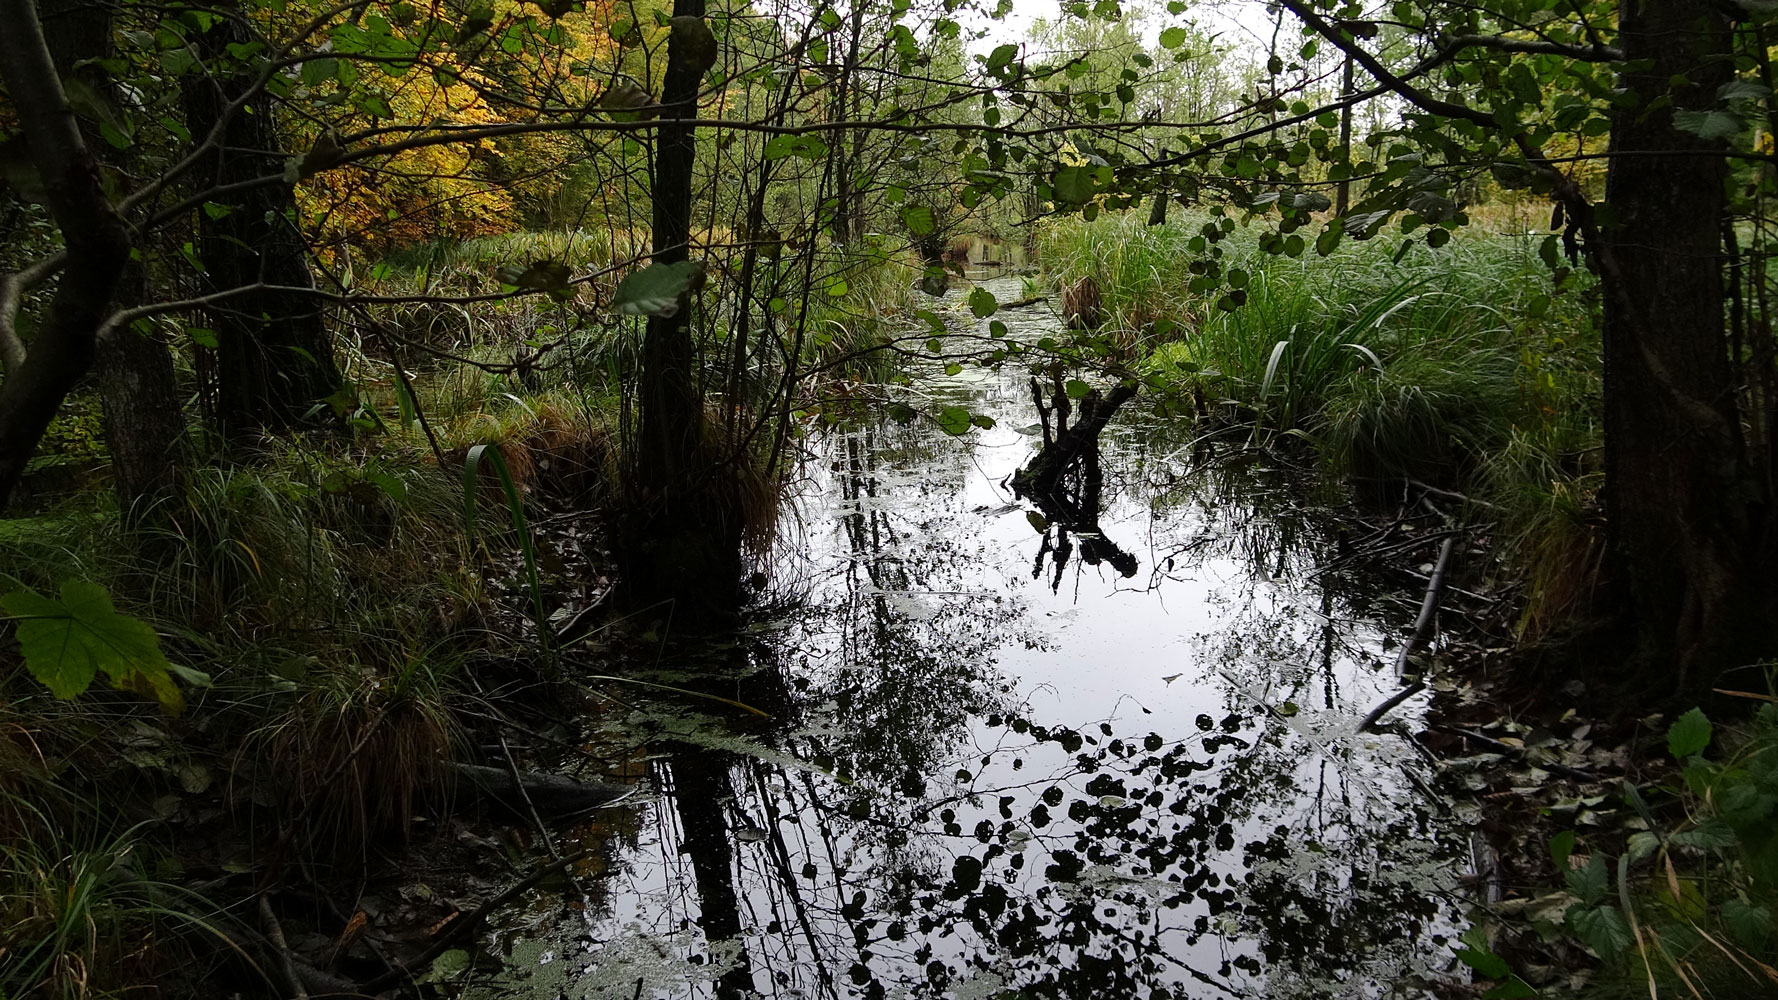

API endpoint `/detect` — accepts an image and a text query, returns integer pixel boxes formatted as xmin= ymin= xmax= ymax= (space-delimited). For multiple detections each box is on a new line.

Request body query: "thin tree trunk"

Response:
xmin=41 ymin=0 xmax=184 ymax=513
xmin=0 ymin=0 xmax=133 ymax=513
xmin=626 ymin=1 xmax=743 ymax=625
xmin=1600 ymin=0 xmax=1777 ymax=691
xmin=181 ymin=8 xmax=342 ymax=444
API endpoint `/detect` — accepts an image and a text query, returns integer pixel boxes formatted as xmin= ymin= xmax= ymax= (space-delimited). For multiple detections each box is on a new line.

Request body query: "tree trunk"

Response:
xmin=1599 ymin=0 xmax=1777 ymax=693
xmin=181 ymin=9 xmax=342 ymax=444
xmin=0 ymin=0 xmax=133 ymax=513
xmin=41 ymin=0 xmax=184 ymax=513
xmin=624 ymin=0 xmax=744 ymax=626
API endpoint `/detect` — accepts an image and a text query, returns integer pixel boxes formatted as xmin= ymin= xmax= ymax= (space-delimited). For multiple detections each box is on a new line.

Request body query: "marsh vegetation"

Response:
xmin=3 ymin=0 xmax=1777 ymax=996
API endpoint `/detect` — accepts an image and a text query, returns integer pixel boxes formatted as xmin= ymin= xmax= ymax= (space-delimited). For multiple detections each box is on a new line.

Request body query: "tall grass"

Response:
xmin=1047 ymin=210 xmax=1604 ymax=632
xmin=1037 ymin=214 xmax=1203 ymax=333
xmin=0 ymin=803 xmax=234 ymax=999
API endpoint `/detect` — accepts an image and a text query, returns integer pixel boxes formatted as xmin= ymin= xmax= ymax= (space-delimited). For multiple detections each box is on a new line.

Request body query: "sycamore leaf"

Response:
xmin=2 ymin=581 xmax=191 ymax=715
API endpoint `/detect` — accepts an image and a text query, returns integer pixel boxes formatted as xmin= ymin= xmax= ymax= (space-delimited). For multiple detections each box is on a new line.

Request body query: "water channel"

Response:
xmin=483 ymin=278 xmax=1467 ymax=999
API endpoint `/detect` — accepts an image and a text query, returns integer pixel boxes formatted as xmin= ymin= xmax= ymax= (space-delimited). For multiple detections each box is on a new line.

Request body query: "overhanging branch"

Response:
xmin=0 ymin=254 xmax=66 ymax=374
xmin=1439 ymin=32 xmax=1621 ymax=61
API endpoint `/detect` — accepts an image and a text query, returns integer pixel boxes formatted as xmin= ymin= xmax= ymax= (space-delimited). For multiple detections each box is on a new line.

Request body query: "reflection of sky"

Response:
xmin=489 ymin=278 xmax=1463 ymax=999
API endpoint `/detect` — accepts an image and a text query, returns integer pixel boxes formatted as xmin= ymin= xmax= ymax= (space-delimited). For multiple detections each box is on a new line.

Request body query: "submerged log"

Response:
xmin=447 ymin=763 xmax=632 ymax=817
xmin=1012 ymin=380 xmax=1137 ymax=499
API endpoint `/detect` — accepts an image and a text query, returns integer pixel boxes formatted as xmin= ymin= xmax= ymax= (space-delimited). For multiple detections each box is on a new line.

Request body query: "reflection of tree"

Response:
xmin=663 ymin=750 xmax=758 ymax=999
xmin=1011 ymin=375 xmax=1142 ymax=591
xmin=795 ymin=419 xmax=1026 ymax=814
xmin=512 ymin=369 xmax=1461 ymax=999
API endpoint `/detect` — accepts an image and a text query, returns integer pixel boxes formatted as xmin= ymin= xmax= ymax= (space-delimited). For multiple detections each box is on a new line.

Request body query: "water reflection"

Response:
xmin=486 ymin=282 xmax=1460 ymax=999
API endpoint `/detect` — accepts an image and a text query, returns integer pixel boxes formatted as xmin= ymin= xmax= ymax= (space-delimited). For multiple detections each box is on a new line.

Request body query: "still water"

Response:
xmin=489 ymin=279 xmax=1465 ymax=999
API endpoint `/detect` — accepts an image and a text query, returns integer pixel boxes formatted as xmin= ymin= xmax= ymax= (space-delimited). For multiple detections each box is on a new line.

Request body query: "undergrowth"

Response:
xmin=1044 ymin=210 xmax=1603 ymax=636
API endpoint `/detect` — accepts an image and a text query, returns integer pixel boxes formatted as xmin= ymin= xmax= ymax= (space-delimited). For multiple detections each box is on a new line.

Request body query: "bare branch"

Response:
xmin=0 ymin=254 xmax=65 ymax=375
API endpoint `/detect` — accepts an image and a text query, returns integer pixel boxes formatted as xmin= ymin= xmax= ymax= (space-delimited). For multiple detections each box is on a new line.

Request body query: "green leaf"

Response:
xmin=424 ymin=948 xmax=472 ymax=983
xmin=1565 ymin=854 xmax=1608 ymax=905
xmin=1159 ymin=26 xmax=1187 ymax=49
xmin=935 ymin=405 xmax=973 ymax=435
xmin=1026 ymin=511 xmax=1049 ymax=533
xmin=1455 ymin=947 xmax=1509 ymax=980
xmin=2 ymin=582 xmax=186 ymax=714
xmin=1286 ymin=192 xmax=1331 ymax=213
xmin=1343 ymin=210 xmax=1391 ymax=238
xmin=612 ymin=261 xmax=702 ymax=318
xmin=1671 ymin=818 xmax=1738 ymax=853
xmin=1566 ymin=904 xmax=1632 ymax=960
xmin=1718 ymin=80 xmax=1772 ymax=102
xmin=300 ymin=57 xmax=339 ymax=86
xmin=1064 ymin=378 xmax=1091 ymax=399
xmin=1723 ymin=898 xmax=1773 ymax=948
xmin=968 ymin=287 xmax=998 ymax=318
xmin=986 ymin=43 xmax=1018 ymax=75
xmin=1672 ymin=109 xmax=1743 ymax=141
xmin=1549 ymin=830 xmax=1575 ymax=872
xmin=951 ymin=855 xmax=982 ymax=893
xmin=902 ymin=205 xmax=937 ymax=237
xmin=1669 ymin=707 xmax=1712 ymax=758
xmin=1053 ymin=165 xmax=1096 ymax=204
xmin=498 ymin=260 xmax=573 ymax=299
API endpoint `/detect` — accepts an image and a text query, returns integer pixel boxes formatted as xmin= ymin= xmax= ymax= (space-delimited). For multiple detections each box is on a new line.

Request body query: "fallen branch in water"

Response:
xmin=1394 ymin=533 xmax=1458 ymax=677
xmin=1360 ymin=680 xmax=1427 ymax=733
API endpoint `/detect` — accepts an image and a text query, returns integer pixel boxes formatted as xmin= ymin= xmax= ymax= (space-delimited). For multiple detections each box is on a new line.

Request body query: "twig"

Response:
xmin=1400 ymin=761 xmax=1450 ymax=814
xmin=1360 ymin=680 xmax=1427 ymax=733
xmin=0 ymin=253 xmax=65 ymax=373
xmin=359 ymin=850 xmax=592 ymax=993
xmin=258 ymin=894 xmax=311 ymax=1000
xmin=1394 ymin=534 xmax=1457 ymax=677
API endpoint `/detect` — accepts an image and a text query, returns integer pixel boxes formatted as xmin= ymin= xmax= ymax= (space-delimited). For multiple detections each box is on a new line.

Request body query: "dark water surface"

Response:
xmin=484 ymin=279 xmax=1464 ymax=999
